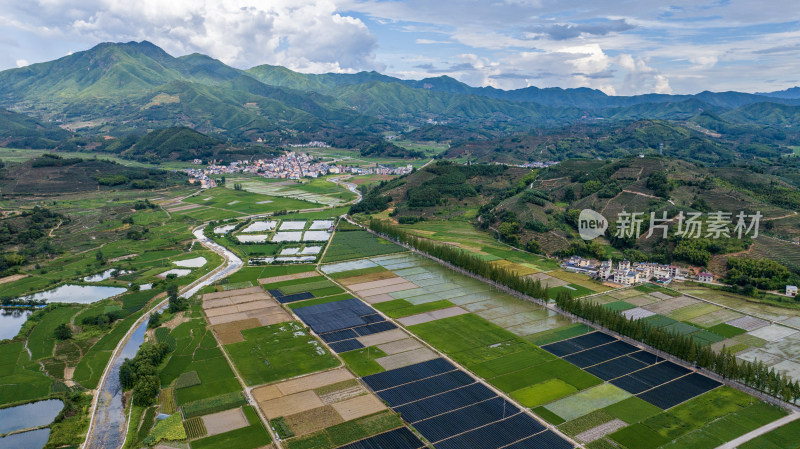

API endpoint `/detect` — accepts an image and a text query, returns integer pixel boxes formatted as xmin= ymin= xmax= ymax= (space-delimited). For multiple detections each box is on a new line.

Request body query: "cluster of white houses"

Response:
xmin=563 ymin=256 xmax=799 ymax=296
xmin=562 ymin=256 xmax=690 ymax=286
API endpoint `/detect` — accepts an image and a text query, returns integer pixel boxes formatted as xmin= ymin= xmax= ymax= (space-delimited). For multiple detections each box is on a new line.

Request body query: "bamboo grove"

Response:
xmin=369 ymin=219 xmax=800 ymax=405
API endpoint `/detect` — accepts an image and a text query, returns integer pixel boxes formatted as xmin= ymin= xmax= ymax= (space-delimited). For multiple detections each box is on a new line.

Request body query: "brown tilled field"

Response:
xmin=331 ymin=395 xmax=387 ymax=421
xmin=203 ymin=286 xmax=265 ymax=301
xmin=356 ymin=328 xmax=410 ymax=346
xmin=376 ymin=338 xmax=424 ymax=355
xmin=277 ymin=368 xmax=354 ymax=396
xmin=338 ymin=271 xmax=398 ymax=286
xmin=375 ymin=347 xmax=438 ymax=370
xmin=259 ymin=390 xmax=324 ymax=419
xmin=201 ymin=408 xmax=250 ymax=436
xmin=212 ymin=318 xmax=261 ymax=344
xmin=285 ymin=405 xmax=344 ymax=436
xmin=258 ymin=270 xmax=320 ymax=284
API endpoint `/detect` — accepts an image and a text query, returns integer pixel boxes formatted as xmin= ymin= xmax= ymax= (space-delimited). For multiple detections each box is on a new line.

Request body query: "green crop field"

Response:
xmin=224 ymin=321 xmax=339 ymax=385
xmin=0 ymin=340 xmax=53 ymax=404
xmin=373 ymin=299 xmax=455 ymax=318
xmin=184 ymin=186 xmax=316 ymax=215
xmin=27 ymin=305 xmax=82 ymax=360
xmin=740 ymin=419 xmax=800 ymax=449
xmin=339 ymin=346 xmax=388 ymax=377
xmin=323 ymin=230 xmax=406 ymax=262
xmin=510 ymin=379 xmax=577 ymax=408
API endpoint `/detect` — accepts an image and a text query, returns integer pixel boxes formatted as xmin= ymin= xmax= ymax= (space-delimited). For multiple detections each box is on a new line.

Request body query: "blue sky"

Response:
xmin=1 ymin=0 xmax=798 ymax=95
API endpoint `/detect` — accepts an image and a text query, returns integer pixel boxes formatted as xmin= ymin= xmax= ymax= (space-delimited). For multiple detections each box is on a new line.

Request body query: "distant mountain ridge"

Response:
xmin=1 ymin=40 xmax=800 ymax=146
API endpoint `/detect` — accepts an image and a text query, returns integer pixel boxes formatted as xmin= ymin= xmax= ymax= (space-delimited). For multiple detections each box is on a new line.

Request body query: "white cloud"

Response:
xmin=415 ymin=39 xmax=451 ymax=44
xmin=6 ymin=0 xmax=380 ymax=72
xmin=15 ymin=59 xmax=28 ymax=67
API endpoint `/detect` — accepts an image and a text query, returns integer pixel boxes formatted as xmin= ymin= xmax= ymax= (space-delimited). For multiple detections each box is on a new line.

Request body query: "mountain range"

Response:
xmin=2 ymin=40 xmax=800 ymax=160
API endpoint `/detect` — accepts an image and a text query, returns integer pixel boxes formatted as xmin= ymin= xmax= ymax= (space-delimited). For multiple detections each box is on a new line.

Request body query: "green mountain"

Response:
xmin=0 ymin=41 xmax=379 ymax=143
xmin=722 ymin=102 xmax=800 ymax=128
xmin=2 ymin=40 xmax=800 ymax=161
xmin=444 ymin=120 xmax=760 ymax=165
xmin=0 ymin=108 xmax=72 ymax=148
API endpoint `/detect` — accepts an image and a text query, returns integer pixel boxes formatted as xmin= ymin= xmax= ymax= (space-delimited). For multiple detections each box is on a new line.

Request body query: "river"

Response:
xmin=82 ymin=225 xmax=242 ymax=449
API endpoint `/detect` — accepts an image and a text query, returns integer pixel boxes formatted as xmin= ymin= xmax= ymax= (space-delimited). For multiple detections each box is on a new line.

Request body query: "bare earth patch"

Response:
xmin=277 ymin=368 xmax=354 ymax=396
xmin=166 ymin=203 xmax=202 ymax=212
xmin=258 ymin=271 xmax=319 ymax=284
xmin=259 ymin=390 xmax=324 ymax=419
xmin=284 ymin=405 xmax=344 ymax=436
xmin=212 ymin=318 xmax=262 ymax=345
xmin=357 ymin=329 xmax=410 ymax=347
xmin=375 ymin=347 xmax=439 ymax=370
xmin=201 ymin=407 xmax=249 ymax=437
xmin=576 ymin=419 xmax=627 ymax=443
xmin=331 ymin=394 xmax=387 ymax=421
xmin=203 ymin=286 xmax=265 ymax=301
xmin=338 ymin=271 xmax=397 ymax=286
xmin=0 ymin=274 xmax=27 ymax=284
xmin=319 ymin=385 xmax=367 ymax=404
xmin=376 ymin=338 xmax=424 ymax=355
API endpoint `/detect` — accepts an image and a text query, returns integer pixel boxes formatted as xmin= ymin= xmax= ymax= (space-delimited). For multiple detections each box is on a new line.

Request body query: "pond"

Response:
xmin=0 ymin=309 xmax=33 ymax=341
xmin=0 ymin=428 xmax=50 ymax=449
xmin=17 ymin=285 xmax=127 ymax=304
xmin=83 ymin=269 xmax=130 ymax=283
xmin=0 ymin=399 xmax=64 ymax=434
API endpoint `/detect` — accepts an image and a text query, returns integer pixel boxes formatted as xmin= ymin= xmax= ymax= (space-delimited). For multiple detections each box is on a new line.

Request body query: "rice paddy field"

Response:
xmin=580 ymin=282 xmax=800 ymax=385
xmin=312 ymin=251 xmax=793 ymax=449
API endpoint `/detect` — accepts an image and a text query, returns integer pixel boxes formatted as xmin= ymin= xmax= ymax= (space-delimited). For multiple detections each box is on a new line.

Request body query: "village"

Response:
xmin=186 ymin=151 xmax=413 ymax=188
xmin=562 ymin=255 xmax=798 ymax=297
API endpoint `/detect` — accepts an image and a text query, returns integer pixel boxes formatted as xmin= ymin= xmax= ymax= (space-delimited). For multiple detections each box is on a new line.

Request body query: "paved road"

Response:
xmin=714 ymin=412 xmax=800 ymax=449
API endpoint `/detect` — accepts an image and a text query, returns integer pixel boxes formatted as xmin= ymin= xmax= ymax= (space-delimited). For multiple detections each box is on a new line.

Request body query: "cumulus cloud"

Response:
xmin=617 ymin=54 xmax=672 ymax=94
xmin=15 ymin=59 xmax=28 ymax=67
xmin=6 ymin=0 xmax=380 ymax=72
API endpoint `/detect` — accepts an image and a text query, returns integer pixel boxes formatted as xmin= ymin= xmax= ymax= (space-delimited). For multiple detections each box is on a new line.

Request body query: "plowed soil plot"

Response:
xmin=201 ymin=407 xmax=249 ymax=436
xmin=259 ymin=390 xmax=324 ymax=419
xmin=278 ymin=368 xmax=354 ymax=395
xmin=212 ymin=318 xmax=261 ymax=344
xmin=203 ymin=286 xmax=265 ymax=301
xmin=338 ymin=271 xmax=398 ymax=286
xmin=375 ymin=347 xmax=439 ymax=370
xmin=331 ymin=394 xmax=387 ymax=420
xmin=285 ymin=405 xmax=344 ymax=436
